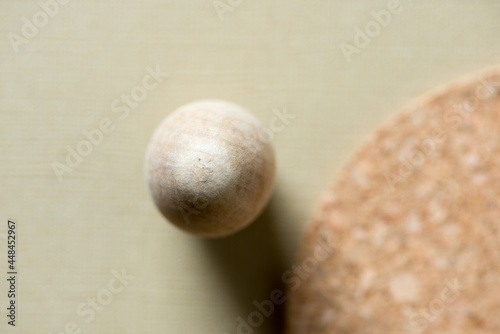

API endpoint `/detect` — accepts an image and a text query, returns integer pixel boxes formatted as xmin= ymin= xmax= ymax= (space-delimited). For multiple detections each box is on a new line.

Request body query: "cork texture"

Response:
xmin=288 ymin=66 xmax=500 ymax=334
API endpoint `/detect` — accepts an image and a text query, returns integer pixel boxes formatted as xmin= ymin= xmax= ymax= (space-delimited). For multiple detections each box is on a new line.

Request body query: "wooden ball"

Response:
xmin=145 ymin=100 xmax=276 ymax=238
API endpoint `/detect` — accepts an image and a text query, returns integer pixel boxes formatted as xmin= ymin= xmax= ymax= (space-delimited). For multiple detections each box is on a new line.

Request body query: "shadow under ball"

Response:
xmin=145 ymin=100 xmax=276 ymax=238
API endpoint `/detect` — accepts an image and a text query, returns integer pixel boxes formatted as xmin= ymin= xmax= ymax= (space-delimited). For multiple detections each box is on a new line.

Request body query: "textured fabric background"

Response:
xmin=0 ymin=1 xmax=499 ymax=333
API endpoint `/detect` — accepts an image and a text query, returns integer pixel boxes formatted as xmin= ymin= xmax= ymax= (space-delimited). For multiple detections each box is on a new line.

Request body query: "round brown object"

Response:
xmin=145 ymin=100 xmax=276 ymax=238
xmin=288 ymin=66 xmax=500 ymax=333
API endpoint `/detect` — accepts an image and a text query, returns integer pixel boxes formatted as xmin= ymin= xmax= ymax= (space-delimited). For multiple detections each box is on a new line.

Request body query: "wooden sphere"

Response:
xmin=288 ymin=67 xmax=500 ymax=333
xmin=145 ymin=100 xmax=276 ymax=238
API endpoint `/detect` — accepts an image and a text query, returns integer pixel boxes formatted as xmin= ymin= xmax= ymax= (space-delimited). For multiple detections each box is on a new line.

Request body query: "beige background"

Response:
xmin=0 ymin=0 xmax=499 ymax=333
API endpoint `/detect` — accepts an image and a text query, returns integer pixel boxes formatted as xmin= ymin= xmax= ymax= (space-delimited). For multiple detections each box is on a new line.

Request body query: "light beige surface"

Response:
xmin=0 ymin=1 xmax=499 ymax=333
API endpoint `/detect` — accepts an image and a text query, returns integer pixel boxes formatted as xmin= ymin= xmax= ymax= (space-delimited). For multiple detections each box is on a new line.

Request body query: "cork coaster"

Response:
xmin=287 ymin=66 xmax=500 ymax=334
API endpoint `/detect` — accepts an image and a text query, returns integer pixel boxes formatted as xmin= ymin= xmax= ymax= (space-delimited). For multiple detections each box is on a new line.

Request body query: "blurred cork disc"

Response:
xmin=288 ymin=66 xmax=500 ymax=334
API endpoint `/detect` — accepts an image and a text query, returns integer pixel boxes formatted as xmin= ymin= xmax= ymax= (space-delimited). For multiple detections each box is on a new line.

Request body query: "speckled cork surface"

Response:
xmin=288 ymin=66 xmax=500 ymax=334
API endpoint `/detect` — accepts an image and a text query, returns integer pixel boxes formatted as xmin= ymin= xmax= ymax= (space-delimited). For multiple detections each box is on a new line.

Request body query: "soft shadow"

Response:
xmin=200 ymin=188 xmax=290 ymax=334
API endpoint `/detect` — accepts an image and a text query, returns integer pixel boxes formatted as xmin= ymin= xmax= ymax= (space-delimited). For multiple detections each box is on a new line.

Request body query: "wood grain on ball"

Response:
xmin=145 ymin=100 xmax=276 ymax=238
